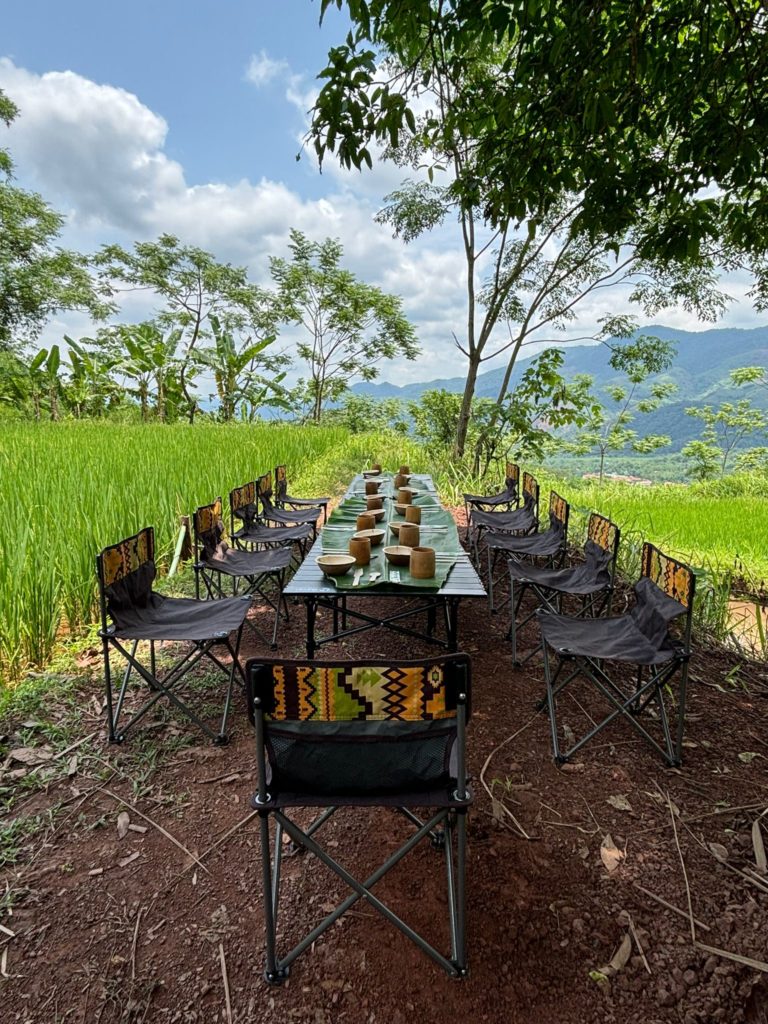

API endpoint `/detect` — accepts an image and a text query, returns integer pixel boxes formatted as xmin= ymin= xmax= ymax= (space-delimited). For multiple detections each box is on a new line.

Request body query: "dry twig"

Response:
xmin=219 ymin=943 xmax=233 ymax=1024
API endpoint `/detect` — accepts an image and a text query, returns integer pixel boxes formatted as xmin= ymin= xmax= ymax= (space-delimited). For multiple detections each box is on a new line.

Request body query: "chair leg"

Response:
xmin=102 ymin=631 xmax=117 ymax=743
xmin=455 ymin=809 xmax=468 ymax=975
xmin=259 ymin=813 xmax=288 ymax=985
xmin=543 ymin=644 xmax=565 ymax=763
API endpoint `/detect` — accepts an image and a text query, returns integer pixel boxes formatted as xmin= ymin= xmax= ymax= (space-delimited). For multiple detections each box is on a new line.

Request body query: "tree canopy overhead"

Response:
xmin=311 ymin=1 xmax=768 ymax=263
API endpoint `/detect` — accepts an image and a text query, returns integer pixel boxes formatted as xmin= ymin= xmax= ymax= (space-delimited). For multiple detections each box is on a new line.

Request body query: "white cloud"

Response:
xmin=245 ymin=50 xmax=289 ymax=88
xmin=0 ymin=56 xmax=764 ymax=389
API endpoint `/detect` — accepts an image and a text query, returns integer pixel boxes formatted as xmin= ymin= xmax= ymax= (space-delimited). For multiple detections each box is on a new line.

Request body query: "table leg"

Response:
xmin=341 ymin=595 xmax=348 ymax=630
xmin=427 ymin=600 xmax=437 ymax=636
xmin=306 ymin=597 xmax=318 ymax=659
xmin=447 ymin=597 xmax=461 ymax=652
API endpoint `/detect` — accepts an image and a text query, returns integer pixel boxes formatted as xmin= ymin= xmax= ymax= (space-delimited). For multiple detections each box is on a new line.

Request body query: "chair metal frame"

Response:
xmin=540 ymin=542 xmax=696 ymax=766
xmin=486 ymin=490 xmax=570 ymax=614
xmin=97 ymin=526 xmax=246 ymax=745
xmin=469 ymin=471 xmax=539 ymax=563
xmin=463 ymin=461 xmax=520 ymax=529
xmin=229 ymin=479 xmax=311 ymax=568
xmin=507 ymin=512 xmax=621 ymax=666
xmin=257 ymin=471 xmax=320 ymax=536
xmin=274 ymin=463 xmax=329 ymax=523
xmin=193 ymin=497 xmax=290 ymax=648
xmin=247 ymin=654 xmax=472 ymax=983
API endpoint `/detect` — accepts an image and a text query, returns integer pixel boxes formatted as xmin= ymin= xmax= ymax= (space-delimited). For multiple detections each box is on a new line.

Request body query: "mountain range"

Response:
xmin=352 ymin=324 xmax=768 ymax=449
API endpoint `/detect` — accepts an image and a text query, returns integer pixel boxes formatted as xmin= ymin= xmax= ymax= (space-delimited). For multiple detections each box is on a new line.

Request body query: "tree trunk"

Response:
xmin=312 ymin=378 xmax=324 ymax=422
xmin=454 ymin=353 xmax=481 ymax=457
xmin=599 ymin=448 xmax=606 ymax=483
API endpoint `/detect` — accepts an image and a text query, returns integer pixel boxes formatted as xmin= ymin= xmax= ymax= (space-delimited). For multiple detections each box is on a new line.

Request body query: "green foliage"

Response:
xmin=269 ymin=229 xmax=418 ymax=421
xmin=95 ymin=234 xmax=276 ymax=420
xmin=312 ymin=2 xmax=768 ymax=268
xmin=565 ymin=337 xmax=678 ymax=480
xmin=0 ymin=421 xmax=352 ymax=680
xmin=327 ymin=393 xmax=409 ymax=434
xmin=684 ymin=390 xmax=768 ymax=476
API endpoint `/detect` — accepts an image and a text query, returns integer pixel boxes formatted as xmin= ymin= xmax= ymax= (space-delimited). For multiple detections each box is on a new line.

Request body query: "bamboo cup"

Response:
xmin=365 ymin=480 xmax=381 ymax=495
xmin=405 ymin=504 xmax=421 ymax=525
xmin=371 ymin=462 xmax=382 ymax=472
xmin=394 ymin=473 xmax=407 ymax=489
xmin=356 ymin=513 xmax=376 ymax=531
xmin=349 ymin=536 xmax=371 ymax=566
xmin=399 ymin=523 xmax=420 ymax=548
xmin=409 ymin=546 xmax=435 ymax=579
xmin=366 ymin=495 xmax=383 ymax=510
xmin=397 ymin=488 xmax=413 ymax=505
xmin=399 ymin=464 xmax=411 ymax=475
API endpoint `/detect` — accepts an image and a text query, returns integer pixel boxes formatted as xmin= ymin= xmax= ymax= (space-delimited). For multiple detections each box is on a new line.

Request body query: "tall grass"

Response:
xmin=0 ymin=421 xmax=356 ymax=678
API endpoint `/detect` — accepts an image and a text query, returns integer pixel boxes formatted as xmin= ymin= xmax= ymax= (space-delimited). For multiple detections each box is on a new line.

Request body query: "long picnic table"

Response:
xmin=284 ymin=472 xmax=486 ymax=657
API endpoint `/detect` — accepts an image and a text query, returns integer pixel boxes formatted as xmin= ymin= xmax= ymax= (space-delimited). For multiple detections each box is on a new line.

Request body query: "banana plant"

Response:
xmin=117 ymin=322 xmax=184 ymax=421
xmin=193 ymin=315 xmax=290 ymax=421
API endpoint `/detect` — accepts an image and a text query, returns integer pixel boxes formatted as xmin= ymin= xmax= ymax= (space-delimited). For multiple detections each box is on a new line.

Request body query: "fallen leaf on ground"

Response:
xmin=7 ymin=747 xmax=53 ymax=766
xmin=607 ymin=794 xmax=633 ymax=812
xmin=118 ymin=851 xmax=140 ymax=868
xmin=752 ymin=820 xmax=767 ymax=875
xmin=596 ymin=932 xmax=633 ymax=977
xmin=708 ymin=842 xmax=729 ymax=862
xmin=738 ymin=752 xmax=761 ymax=764
xmin=66 ymin=755 xmax=78 ymax=776
xmin=116 ymin=811 xmax=130 ymax=840
xmin=600 ymin=834 xmax=625 ymax=874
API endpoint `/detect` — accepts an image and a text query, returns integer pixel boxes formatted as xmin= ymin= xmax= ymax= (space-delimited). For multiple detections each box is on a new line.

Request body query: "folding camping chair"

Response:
xmin=97 ymin=527 xmax=250 ymax=744
xmin=274 ymin=464 xmax=329 ymax=523
xmin=469 ymin=471 xmax=539 ymax=561
xmin=486 ymin=491 xmax=570 ymax=613
xmin=463 ymin=461 xmax=520 ymax=527
xmin=229 ymin=480 xmax=312 ymax=565
xmin=506 ymin=512 xmax=620 ymax=665
xmin=246 ymin=654 xmax=472 ymax=983
xmin=193 ymin=498 xmax=291 ymax=648
xmin=538 ymin=542 xmax=696 ymax=766
xmin=257 ymin=471 xmax=322 ymax=536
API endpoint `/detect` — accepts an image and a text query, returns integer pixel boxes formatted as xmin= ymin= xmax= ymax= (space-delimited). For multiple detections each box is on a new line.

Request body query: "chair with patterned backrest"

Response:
xmin=506 ymin=511 xmax=621 ymax=666
xmin=193 ymin=497 xmax=291 ymax=648
xmin=538 ymin=542 xmax=696 ymax=766
xmin=96 ymin=527 xmax=250 ymax=744
xmin=463 ymin=461 xmax=520 ymax=529
xmin=229 ymin=479 xmax=312 ymax=564
xmin=257 ymin=471 xmax=322 ymax=536
xmin=469 ymin=471 xmax=539 ymax=561
xmin=274 ymin=464 xmax=329 ymax=523
xmin=246 ymin=653 xmax=472 ymax=983
xmin=485 ymin=491 xmax=570 ymax=613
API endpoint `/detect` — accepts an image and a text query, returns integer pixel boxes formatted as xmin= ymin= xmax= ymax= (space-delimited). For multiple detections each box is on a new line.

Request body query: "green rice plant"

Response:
xmin=0 ymin=421 xmax=354 ymax=680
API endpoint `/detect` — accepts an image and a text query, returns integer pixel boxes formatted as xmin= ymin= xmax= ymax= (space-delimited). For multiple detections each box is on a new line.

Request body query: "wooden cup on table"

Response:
xmin=397 ymin=488 xmax=412 ymax=505
xmin=409 ymin=546 xmax=435 ymax=579
xmin=405 ymin=504 xmax=421 ymax=525
xmin=371 ymin=462 xmax=382 ymax=472
xmin=365 ymin=480 xmax=381 ymax=495
xmin=399 ymin=523 xmax=420 ymax=548
xmin=399 ymin=464 xmax=411 ymax=475
xmin=394 ymin=473 xmax=407 ymax=489
xmin=356 ymin=513 xmax=376 ymax=531
xmin=349 ymin=536 xmax=371 ymax=566
xmin=366 ymin=495 xmax=383 ymax=511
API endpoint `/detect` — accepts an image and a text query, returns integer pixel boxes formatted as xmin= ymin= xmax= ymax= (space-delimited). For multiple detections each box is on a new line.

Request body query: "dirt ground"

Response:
xmin=2 ymin=515 xmax=768 ymax=1024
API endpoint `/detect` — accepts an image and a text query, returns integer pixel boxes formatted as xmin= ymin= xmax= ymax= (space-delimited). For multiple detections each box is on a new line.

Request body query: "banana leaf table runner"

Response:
xmin=284 ymin=472 xmax=486 ymax=657
xmin=322 ymin=480 xmax=460 ymax=590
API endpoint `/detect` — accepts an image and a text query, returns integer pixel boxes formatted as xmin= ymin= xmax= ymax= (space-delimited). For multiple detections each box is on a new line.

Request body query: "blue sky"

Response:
xmin=1 ymin=2 xmax=764 ymax=384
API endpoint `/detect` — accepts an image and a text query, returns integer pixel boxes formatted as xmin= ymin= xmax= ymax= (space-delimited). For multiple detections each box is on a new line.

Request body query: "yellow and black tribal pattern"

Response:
xmin=505 ymin=462 xmax=520 ymax=485
xmin=195 ymin=498 xmax=223 ymax=538
xmin=588 ymin=512 xmax=618 ymax=554
xmin=641 ymin=542 xmax=694 ymax=608
xmin=230 ymin=481 xmax=255 ymax=513
xmin=549 ymin=491 xmax=568 ymax=525
xmin=275 ymin=464 xmax=287 ymax=498
xmin=522 ymin=472 xmax=538 ymax=501
xmin=100 ymin=527 xmax=153 ymax=588
xmin=267 ymin=663 xmax=456 ymax=722
xmin=257 ymin=471 xmax=272 ymax=499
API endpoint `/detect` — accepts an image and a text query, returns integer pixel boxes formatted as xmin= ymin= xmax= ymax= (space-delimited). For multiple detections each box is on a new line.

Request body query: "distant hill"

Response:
xmin=352 ymin=324 xmax=768 ymax=449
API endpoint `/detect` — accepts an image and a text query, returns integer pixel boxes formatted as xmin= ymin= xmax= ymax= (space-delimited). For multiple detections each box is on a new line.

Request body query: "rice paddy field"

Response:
xmin=0 ymin=421 xmax=412 ymax=679
xmin=1 ymin=421 xmax=766 ymax=681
